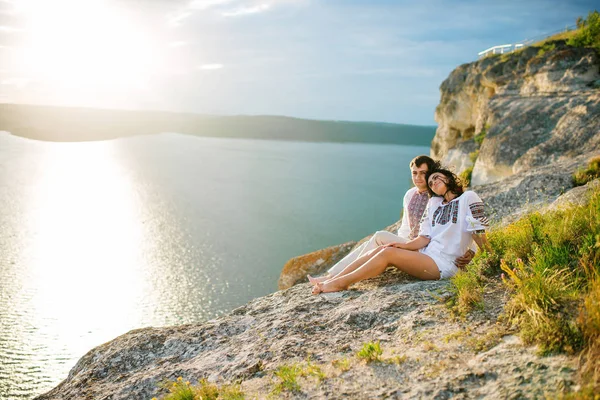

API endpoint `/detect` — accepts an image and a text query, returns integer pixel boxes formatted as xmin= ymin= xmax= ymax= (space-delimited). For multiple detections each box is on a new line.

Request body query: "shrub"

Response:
xmin=567 ymin=10 xmax=600 ymax=50
xmin=537 ymin=42 xmax=556 ymax=57
xmin=357 ymin=341 xmax=383 ymax=363
xmin=573 ymin=156 xmax=600 ymax=187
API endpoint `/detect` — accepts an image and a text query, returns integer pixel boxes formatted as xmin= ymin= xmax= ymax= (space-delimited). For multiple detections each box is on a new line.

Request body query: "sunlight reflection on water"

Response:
xmin=0 ymin=132 xmax=428 ymax=398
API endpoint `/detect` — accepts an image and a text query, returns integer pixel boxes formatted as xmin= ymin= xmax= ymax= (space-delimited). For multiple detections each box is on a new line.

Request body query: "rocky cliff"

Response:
xmin=280 ymin=40 xmax=600 ymax=288
xmin=432 ymin=40 xmax=599 ymax=186
xmin=37 ymin=40 xmax=600 ymax=399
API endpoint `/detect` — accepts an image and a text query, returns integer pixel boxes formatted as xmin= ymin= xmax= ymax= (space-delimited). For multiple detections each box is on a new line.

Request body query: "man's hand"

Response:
xmin=455 ymin=249 xmax=475 ymax=269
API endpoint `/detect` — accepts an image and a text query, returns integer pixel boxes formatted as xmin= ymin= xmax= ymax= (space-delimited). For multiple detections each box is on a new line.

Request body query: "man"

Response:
xmin=309 ymin=155 xmax=474 ymax=283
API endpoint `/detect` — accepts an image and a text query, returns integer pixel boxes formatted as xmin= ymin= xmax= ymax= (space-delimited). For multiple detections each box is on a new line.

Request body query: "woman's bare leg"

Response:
xmin=308 ymin=231 xmax=403 ymax=284
xmin=314 ymin=248 xmax=440 ymax=294
xmin=310 ymin=247 xmax=387 ymax=294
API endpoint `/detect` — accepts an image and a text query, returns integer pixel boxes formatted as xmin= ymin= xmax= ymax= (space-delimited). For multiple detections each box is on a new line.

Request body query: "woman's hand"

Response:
xmin=383 ymin=242 xmax=405 ymax=249
xmin=454 ymin=249 xmax=475 ymax=269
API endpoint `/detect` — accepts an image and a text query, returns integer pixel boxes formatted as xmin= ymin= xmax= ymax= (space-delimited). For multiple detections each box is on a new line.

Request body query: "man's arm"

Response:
xmin=396 ymin=189 xmax=413 ymax=239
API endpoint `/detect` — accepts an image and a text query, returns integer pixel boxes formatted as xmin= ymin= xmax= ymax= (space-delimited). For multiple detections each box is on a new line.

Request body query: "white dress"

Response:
xmin=418 ymin=191 xmax=489 ymax=279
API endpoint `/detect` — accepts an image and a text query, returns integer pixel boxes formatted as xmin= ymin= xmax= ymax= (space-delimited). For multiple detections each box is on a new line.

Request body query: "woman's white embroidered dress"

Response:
xmin=418 ymin=191 xmax=489 ymax=279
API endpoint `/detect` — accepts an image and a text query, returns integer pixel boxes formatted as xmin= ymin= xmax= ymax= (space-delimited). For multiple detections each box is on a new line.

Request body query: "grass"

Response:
xmin=448 ymin=181 xmax=600 ymax=387
xmin=271 ymin=364 xmax=303 ymax=395
xmin=154 ymin=377 xmax=244 ymax=400
xmin=461 ymin=125 xmax=489 ymax=187
xmin=383 ymin=354 xmax=408 ymax=365
xmin=331 ymin=357 xmax=351 ymax=372
xmin=474 ymin=125 xmax=488 ymax=146
xmin=443 ymin=328 xmax=471 ymax=343
xmin=465 ymin=325 xmax=508 ymax=353
xmin=270 ymin=358 xmax=326 ymax=395
xmin=578 ymin=278 xmax=600 ymax=391
xmin=573 ymin=156 xmax=600 ymax=187
xmin=447 ymin=257 xmax=486 ymax=315
xmin=460 ymin=166 xmax=473 ymax=187
xmin=537 ymin=42 xmax=556 ymax=57
xmin=357 ymin=341 xmax=383 ymax=363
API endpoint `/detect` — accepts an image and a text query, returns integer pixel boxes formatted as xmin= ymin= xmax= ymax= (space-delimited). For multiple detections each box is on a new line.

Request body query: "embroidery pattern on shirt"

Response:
xmin=432 ymin=200 xmax=459 ymax=227
xmin=469 ymin=202 xmax=489 ymax=226
xmin=407 ymin=191 xmax=428 ymax=239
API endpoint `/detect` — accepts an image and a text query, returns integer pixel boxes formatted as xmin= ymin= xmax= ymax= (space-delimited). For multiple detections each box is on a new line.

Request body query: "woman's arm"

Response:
xmin=386 ymin=235 xmax=430 ymax=251
xmin=472 ymin=231 xmax=492 ymax=253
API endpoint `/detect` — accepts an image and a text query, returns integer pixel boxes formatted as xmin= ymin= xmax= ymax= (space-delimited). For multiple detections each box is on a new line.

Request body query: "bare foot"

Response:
xmin=311 ymin=282 xmax=323 ymax=295
xmin=315 ymin=280 xmax=348 ymax=294
xmin=307 ymin=274 xmax=329 ymax=285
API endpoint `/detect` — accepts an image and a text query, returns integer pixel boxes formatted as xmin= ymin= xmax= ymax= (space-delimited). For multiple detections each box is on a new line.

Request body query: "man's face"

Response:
xmin=411 ymin=163 xmax=429 ymax=191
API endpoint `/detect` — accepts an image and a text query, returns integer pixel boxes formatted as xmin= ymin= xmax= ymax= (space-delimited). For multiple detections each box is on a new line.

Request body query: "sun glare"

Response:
xmin=15 ymin=0 xmax=162 ymax=95
xmin=24 ymin=141 xmax=149 ymax=356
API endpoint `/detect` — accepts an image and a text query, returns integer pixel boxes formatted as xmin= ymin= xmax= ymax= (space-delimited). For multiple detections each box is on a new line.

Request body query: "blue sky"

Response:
xmin=0 ymin=0 xmax=596 ymax=125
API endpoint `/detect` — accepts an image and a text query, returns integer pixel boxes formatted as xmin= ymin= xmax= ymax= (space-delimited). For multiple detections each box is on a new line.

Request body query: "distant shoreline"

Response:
xmin=0 ymin=103 xmax=436 ymax=146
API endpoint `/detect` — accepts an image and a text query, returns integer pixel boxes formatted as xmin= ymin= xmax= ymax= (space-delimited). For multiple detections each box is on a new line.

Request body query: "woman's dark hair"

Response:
xmin=425 ymin=167 xmax=464 ymax=198
xmin=410 ymin=155 xmax=441 ymax=173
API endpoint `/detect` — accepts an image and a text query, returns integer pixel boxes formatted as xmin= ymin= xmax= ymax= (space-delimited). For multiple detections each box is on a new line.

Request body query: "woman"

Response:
xmin=311 ymin=168 xmax=491 ymax=294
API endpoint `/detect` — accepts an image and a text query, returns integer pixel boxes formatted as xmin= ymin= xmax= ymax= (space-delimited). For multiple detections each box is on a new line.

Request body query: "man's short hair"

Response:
xmin=410 ymin=155 xmax=441 ymax=172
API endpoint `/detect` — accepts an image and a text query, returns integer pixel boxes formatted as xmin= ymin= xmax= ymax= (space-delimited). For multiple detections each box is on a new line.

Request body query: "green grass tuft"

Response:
xmin=537 ymin=42 xmax=557 ymax=57
xmin=272 ymin=364 xmax=303 ymax=394
xmin=357 ymin=341 xmax=383 ymax=363
xmin=270 ymin=358 xmax=327 ymax=395
xmin=573 ymin=156 xmax=600 ymax=187
xmin=154 ymin=377 xmax=244 ymax=400
xmin=474 ymin=125 xmax=489 ymax=146
xmin=460 ymin=166 xmax=474 ymax=188
xmin=448 ymin=258 xmax=486 ymax=315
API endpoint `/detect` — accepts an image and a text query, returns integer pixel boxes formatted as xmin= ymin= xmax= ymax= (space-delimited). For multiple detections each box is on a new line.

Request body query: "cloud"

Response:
xmin=189 ymin=0 xmax=236 ymax=10
xmin=198 ymin=63 xmax=223 ymax=70
xmin=0 ymin=25 xmax=21 ymax=32
xmin=166 ymin=11 xmax=193 ymax=27
xmin=221 ymin=4 xmax=270 ymax=17
xmin=1 ymin=77 xmax=30 ymax=87
xmin=169 ymin=41 xmax=189 ymax=47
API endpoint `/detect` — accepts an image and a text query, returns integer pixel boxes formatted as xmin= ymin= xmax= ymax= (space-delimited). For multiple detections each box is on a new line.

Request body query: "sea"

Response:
xmin=0 ymin=131 xmax=429 ymax=399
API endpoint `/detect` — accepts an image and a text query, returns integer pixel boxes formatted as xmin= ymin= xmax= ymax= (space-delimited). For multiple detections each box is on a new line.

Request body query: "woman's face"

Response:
xmin=428 ymin=172 xmax=448 ymax=196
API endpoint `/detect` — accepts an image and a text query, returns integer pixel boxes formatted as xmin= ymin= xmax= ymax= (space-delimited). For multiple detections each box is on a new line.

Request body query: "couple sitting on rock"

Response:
xmin=309 ymin=155 xmax=492 ymax=294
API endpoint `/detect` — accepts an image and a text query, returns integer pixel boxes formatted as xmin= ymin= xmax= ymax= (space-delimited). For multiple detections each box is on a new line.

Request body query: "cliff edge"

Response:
xmin=37 ymin=38 xmax=600 ymax=399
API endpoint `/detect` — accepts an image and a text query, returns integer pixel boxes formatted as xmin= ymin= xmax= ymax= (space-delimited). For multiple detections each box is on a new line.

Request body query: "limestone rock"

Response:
xmin=432 ymin=41 xmax=600 ymax=185
xmin=36 ymin=272 xmax=578 ymax=400
xmin=278 ymin=241 xmax=356 ymax=289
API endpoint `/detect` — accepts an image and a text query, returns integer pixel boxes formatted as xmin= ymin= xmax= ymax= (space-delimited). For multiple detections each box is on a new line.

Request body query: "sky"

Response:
xmin=0 ymin=0 xmax=596 ymax=125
